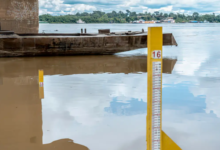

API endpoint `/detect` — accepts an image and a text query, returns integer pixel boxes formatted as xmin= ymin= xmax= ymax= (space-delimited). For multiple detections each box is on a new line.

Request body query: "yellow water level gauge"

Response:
xmin=147 ymin=27 xmax=181 ymax=150
xmin=39 ymin=70 xmax=44 ymax=99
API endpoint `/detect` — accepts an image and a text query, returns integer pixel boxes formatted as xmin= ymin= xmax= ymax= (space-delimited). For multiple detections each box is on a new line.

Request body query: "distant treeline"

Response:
xmin=39 ymin=10 xmax=220 ymax=23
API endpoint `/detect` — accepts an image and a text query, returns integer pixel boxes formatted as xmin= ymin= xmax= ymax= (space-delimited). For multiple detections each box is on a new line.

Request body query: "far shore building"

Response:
xmin=189 ymin=20 xmax=198 ymax=23
xmin=132 ymin=19 xmax=145 ymax=23
xmin=145 ymin=20 xmax=156 ymax=24
xmin=138 ymin=19 xmax=145 ymax=23
xmin=163 ymin=17 xmax=175 ymax=23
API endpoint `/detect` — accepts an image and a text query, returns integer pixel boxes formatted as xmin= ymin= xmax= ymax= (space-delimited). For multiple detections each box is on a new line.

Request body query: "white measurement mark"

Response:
xmin=39 ymin=82 xmax=44 ymax=87
xmin=152 ymin=61 xmax=162 ymax=150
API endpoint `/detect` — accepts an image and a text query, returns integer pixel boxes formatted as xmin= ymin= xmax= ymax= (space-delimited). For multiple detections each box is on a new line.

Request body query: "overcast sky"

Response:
xmin=39 ymin=0 xmax=220 ymax=15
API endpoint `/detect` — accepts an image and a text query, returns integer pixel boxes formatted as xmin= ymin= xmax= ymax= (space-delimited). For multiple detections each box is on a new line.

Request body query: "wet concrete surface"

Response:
xmin=0 ymin=33 xmax=177 ymax=57
xmin=0 ymin=0 xmax=39 ymax=33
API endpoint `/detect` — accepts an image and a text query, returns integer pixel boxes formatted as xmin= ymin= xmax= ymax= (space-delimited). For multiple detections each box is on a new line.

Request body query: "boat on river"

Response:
xmin=76 ymin=19 xmax=85 ymax=24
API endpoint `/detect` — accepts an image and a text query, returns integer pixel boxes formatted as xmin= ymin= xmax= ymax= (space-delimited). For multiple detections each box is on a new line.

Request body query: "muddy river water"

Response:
xmin=0 ymin=23 xmax=220 ymax=150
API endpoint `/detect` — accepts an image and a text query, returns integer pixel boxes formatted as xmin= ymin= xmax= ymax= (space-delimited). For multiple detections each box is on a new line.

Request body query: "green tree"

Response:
xmin=193 ymin=12 xmax=199 ymax=20
xmin=164 ymin=13 xmax=168 ymax=18
xmin=39 ymin=10 xmax=220 ymax=23
xmin=126 ymin=10 xmax=131 ymax=16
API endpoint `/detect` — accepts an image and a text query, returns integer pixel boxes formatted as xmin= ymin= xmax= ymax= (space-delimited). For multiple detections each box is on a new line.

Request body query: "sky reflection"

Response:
xmin=42 ymin=70 xmax=219 ymax=150
xmin=34 ymin=24 xmax=220 ymax=149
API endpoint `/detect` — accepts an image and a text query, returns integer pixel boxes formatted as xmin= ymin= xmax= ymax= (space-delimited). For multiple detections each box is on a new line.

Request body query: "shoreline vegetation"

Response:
xmin=39 ymin=10 xmax=220 ymax=24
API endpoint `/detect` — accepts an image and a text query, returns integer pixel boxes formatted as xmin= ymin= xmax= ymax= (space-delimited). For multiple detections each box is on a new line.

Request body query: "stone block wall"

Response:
xmin=0 ymin=0 xmax=39 ymax=33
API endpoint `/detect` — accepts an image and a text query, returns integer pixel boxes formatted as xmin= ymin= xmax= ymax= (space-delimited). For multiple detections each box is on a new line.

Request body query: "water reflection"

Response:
xmin=1 ymin=26 xmax=220 ymax=150
xmin=0 ymin=56 xmax=176 ymax=76
xmin=0 ymin=72 xmax=2 ymax=85
xmin=105 ymin=98 xmax=146 ymax=115
xmin=0 ymin=55 xmax=176 ymax=150
xmin=0 ymin=75 xmax=89 ymax=150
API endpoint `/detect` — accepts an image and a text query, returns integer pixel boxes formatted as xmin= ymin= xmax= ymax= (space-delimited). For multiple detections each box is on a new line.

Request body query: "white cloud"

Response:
xmin=147 ymin=5 xmax=174 ymax=14
xmin=42 ymin=73 xmax=148 ymax=148
xmin=41 ymin=73 xmax=220 ymax=150
xmin=163 ymin=109 xmax=220 ymax=150
xmin=39 ymin=0 xmax=97 ymax=15
xmin=190 ymin=77 xmax=220 ymax=118
xmin=42 ymin=73 xmax=147 ymax=126
xmin=39 ymin=0 xmax=220 ymax=15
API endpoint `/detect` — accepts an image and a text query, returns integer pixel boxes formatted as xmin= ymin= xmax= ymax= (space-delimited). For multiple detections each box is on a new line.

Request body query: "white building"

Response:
xmin=77 ymin=19 xmax=85 ymax=24
xmin=133 ymin=19 xmax=145 ymax=24
xmin=163 ymin=17 xmax=175 ymax=23
xmin=138 ymin=19 xmax=145 ymax=23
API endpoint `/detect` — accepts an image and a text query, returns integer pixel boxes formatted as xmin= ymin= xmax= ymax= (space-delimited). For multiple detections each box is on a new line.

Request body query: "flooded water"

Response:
xmin=1 ymin=23 xmax=220 ymax=150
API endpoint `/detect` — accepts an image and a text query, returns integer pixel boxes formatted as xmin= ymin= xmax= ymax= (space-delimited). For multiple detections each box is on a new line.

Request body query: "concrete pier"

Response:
xmin=0 ymin=0 xmax=39 ymax=33
xmin=0 ymin=32 xmax=177 ymax=57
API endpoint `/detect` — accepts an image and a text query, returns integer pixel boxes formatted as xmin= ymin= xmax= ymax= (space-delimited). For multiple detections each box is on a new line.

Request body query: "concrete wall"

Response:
xmin=0 ymin=0 xmax=39 ymax=33
xmin=0 ymin=34 xmax=177 ymax=57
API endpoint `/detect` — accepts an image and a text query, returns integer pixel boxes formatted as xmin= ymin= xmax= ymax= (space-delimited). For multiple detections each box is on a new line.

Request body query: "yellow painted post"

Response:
xmin=147 ymin=27 xmax=163 ymax=150
xmin=39 ymin=70 xmax=44 ymax=99
xmin=162 ymin=131 xmax=181 ymax=150
xmin=146 ymin=27 xmax=181 ymax=150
